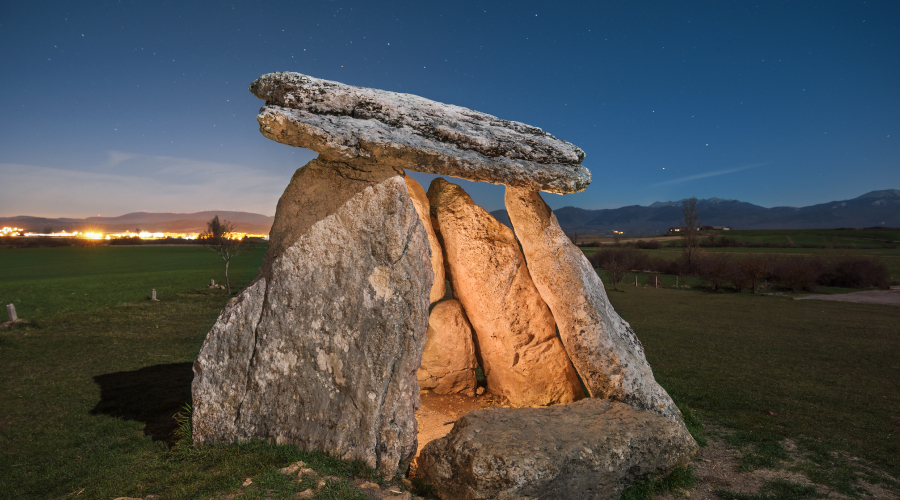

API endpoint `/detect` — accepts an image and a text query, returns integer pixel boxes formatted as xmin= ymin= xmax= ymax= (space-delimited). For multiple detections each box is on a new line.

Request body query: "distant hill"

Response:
xmin=491 ymin=189 xmax=900 ymax=236
xmin=0 ymin=211 xmax=274 ymax=235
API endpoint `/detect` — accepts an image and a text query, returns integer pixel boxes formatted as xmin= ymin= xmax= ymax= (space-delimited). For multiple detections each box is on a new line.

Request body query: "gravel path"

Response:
xmin=795 ymin=289 xmax=900 ymax=306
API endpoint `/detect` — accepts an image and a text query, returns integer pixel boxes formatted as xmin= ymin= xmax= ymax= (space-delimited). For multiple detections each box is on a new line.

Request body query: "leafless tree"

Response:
xmin=680 ymin=197 xmax=701 ymax=271
xmin=201 ymin=215 xmax=246 ymax=294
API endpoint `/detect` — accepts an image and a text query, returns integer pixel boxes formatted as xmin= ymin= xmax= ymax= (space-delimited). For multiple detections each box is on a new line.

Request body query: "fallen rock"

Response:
xmin=427 ymin=178 xmax=583 ymax=406
xmin=192 ymin=158 xmax=432 ymax=476
xmin=250 ymin=72 xmax=590 ymax=194
xmin=417 ymin=300 xmax=477 ymax=396
xmin=404 ymin=174 xmax=446 ymax=303
xmin=279 ymin=460 xmax=306 ymax=475
xmin=416 ymin=398 xmax=698 ymax=500
xmin=505 ymin=187 xmax=683 ymax=422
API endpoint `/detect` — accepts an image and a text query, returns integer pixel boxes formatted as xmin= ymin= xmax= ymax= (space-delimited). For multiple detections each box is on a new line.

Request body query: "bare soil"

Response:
xmin=659 ymin=431 xmax=898 ymax=500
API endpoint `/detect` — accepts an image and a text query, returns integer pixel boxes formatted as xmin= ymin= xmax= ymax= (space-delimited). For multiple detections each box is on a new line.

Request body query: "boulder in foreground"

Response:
xmin=416 ymin=398 xmax=698 ymax=500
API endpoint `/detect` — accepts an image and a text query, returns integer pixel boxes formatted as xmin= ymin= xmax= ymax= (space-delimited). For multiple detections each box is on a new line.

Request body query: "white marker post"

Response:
xmin=151 ymin=289 xmax=159 ymax=301
xmin=6 ymin=303 xmax=17 ymax=322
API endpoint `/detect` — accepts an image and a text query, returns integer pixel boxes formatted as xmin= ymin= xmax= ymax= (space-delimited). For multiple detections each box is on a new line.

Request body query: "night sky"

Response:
xmin=1 ymin=1 xmax=898 ymax=218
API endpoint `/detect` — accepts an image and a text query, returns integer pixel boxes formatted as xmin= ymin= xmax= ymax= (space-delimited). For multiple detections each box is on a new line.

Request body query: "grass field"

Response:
xmin=605 ymin=284 xmax=900 ymax=486
xmin=1 ymin=242 xmax=898 ymax=499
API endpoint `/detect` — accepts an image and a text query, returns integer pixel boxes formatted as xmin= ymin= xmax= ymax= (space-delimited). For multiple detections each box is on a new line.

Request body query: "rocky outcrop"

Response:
xmin=504 ymin=187 xmax=682 ymax=422
xmin=417 ymin=300 xmax=478 ymax=396
xmin=416 ymin=398 xmax=698 ymax=500
xmin=404 ymin=175 xmax=445 ymax=303
xmin=250 ymin=72 xmax=590 ymax=194
xmin=192 ymin=158 xmax=432 ymax=476
xmin=427 ymin=178 xmax=583 ymax=406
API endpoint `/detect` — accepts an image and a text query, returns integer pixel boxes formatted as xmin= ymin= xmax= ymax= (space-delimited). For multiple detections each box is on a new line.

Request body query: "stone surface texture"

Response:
xmin=504 ymin=187 xmax=684 ymax=423
xmin=417 ymin=299 xmax=478 ymax=396
xmin=427 ymin=178 xmax=583 ymax=406
xmin=403 ymin=175 xmax=446 ymax=303
xmin=250 ymin=72 xmax=590 ymax=194
xmin=192 ymin=158 xmax=432 ymax=476
xmin=416 ymin=398 xmax=698 ymax=500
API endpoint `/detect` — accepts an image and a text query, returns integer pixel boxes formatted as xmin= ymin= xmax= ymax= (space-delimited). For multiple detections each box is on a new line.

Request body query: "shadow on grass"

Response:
xmin=90 ymin=362 xmax=193 ymax=443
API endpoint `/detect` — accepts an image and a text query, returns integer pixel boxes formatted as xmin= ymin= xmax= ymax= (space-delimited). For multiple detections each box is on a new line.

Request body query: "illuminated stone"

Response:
xmin=427 ymin=178 xmax=583 ymax=406
xmin=504 ymin=187 xmax=684 ymax=423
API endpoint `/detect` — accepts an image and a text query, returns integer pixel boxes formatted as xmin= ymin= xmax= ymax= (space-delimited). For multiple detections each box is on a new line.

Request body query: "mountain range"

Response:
xmin=490 ymin=189 xmax=900 ymax=236
xmin=3 ymin=189 xmax=898 ymax=237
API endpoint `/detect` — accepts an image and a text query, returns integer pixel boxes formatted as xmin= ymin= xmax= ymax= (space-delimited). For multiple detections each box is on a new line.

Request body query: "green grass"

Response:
xmin=621 ymin=466 xmax=698 ymax=500
xmin=0 ymin=245 xmax=266 ymax=321
xmin=605 ymin=285 xmax=900 ymax=483
xmin=0 ymin=245 xmax=393 ymax=499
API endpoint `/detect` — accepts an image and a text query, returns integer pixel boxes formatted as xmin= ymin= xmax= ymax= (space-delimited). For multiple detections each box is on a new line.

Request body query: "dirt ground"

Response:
xmin=658 ymin=432 xmax=898 ymax=500
xmin=795 ymin=289 xmax=900 ymax=306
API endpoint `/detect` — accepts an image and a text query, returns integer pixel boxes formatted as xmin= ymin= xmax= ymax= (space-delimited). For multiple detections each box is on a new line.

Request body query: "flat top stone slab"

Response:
xmin=250 ymin=72 xmax=591 ymax=194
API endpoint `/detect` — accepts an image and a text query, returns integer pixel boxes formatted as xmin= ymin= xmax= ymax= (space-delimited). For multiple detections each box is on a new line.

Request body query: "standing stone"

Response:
xmin=192 ymin=158 xmax=433 ymax=476
xmin=416 ymin=399 xmax=697 ymax=500
xmin=504 ymin=187 xmax=682 ymax=422
xmin=403 ymin=175 xmax=446 ymax=303
xmin=6 ymin=303 xmax=17 ymax=322
xmin=418 ymin=300 xmax=477 ymax=396
xmin=427 ymin=178 xmax=583 ymax=407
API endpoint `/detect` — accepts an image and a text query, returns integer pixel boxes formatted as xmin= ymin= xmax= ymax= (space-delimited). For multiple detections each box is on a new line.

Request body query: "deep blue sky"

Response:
xmin=1 ymin=1 xmax=898 ymax=217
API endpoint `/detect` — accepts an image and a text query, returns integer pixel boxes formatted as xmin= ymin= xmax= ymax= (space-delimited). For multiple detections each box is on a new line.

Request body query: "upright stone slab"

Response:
xmin=418 ymin=299 xmax=478 ymax=396
xmin=404 ymin=175 xmax=446 ymax=303
xmin=192 ymin=158 xmax=432 ymax=476
xmin=427 ymin=178 xmax=583 ymax=407
xmin=504 ymin=187 xmax=682 ymax=422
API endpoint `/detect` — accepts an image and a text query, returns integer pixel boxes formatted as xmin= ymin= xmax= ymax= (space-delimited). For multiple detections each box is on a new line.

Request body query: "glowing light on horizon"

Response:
xmin=13 ymin=230 xmax=269 ymax=241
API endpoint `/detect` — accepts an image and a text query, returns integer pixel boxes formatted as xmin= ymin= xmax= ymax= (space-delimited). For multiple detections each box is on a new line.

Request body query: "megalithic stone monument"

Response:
xmin=191 ymin=72 xmax=696 ymax=483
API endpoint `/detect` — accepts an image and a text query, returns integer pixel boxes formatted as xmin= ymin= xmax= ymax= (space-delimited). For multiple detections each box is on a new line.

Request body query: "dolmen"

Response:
xmin=191 ymin=72 xmax=697 ymax=499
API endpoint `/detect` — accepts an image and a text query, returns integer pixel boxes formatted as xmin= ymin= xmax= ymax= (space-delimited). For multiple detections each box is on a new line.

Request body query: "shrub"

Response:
xmin=772 ymin=255 xmax=824 ymax=292
xmin=696 ymin=251 xmax=731 ymax=291
xmin=633 ymin=239 xmax=662 ymax=250
xmin=819 ymin=254 xmax=890 ymax=289
xmin=589 ymin=247 xmax=643 ymax=289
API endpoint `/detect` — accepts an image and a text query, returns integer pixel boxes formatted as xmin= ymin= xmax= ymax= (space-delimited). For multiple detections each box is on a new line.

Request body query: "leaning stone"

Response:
xmin=250 ymin=72 xmax=590 ymax=194
xmin=427 ymin=178 xmax=583 ymax=406
xmin=404 ymin=175 xmax=446 ymax=303
xmin=416 ymin=398 xmax=698 ymax=500
xmin=504 ymin=187 xmax=683 ymax=422
xmin=192 ymin=158 xmax=432 ymax=476
xmin=418 ymin=300 xmax=477 ymax=396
